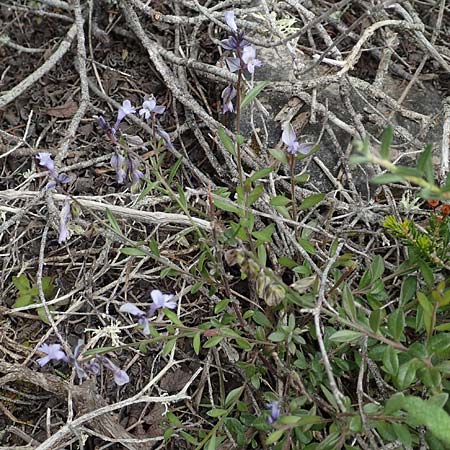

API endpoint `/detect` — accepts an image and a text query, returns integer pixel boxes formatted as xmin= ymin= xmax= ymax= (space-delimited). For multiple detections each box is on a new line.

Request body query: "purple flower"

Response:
xmin=85 ymin=358 xmax=101 ymax=376
xmin=37 ymin=152 xmax=56 ymax=176
xmin=242 ymin=46 xmax=262 ymax=74
xmin=225 ymin=57 xmax=242 ymax=73
xmin=156 ymin=126 xmax=175 ymax=151
xmin=120 ymin=303 xmax=150 ymax=335
xmin=58 ymin=198 xmax=71 ymax=244
xmin=110 ymin=154 xmax=127 ymax=184
xmin=36 ymin=343 xmax=68 ymax=367
xmin=224 ymin=10 xmax=238 ymax=33
xmin=113 ymin=99 xmax=136 ymax=131
xmin=222 ymin=85 xmax=237 ymax=114
xmin=127 ymin=158 xmax=144 ymax=185
xmin=139 ymin=97 xmax=166 ymax=120
xmin=120 ymin=290 xmax=177 ymax=334
xmin=282 ymin=123 xmax=313 ymax=155
xmin=266 ymin=401 xmax=281 ymax=424
xmin=37 ymin=153 xmax=71 ymax=190
xmin=93 ymin=115 xmax=110 ymax=132
xmin=150 ymin=289 xmax=177 ymax=310
xmin=101 ymin=357 xmax=130 ymax=386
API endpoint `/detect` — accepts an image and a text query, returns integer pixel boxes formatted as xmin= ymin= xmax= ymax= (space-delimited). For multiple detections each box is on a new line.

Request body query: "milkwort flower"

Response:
xmin=94 ymin=99 xmax=136 ymax=143
xmin=37 ymin=152 xmax=70 ymax=190
xmin=36 ymin=343 xmax=68 ymax=367
xmin=101 ymin=357 xmax=130 ymax=386
xmin=120 ymin=289 xmax=177 ymax=335
xmin=113 ymin=99 xmax=136 ymax=132
xmin=220 ymin=10 xmax=261 ymax=75
xmin=221 ymin=85 xmax=237 ymax=114
xmin=266 ymin=400 xmax=281 ymax=425
xmin=282 ymin=122 xmax=314 ymax=156
xmin=110 ymin=153 xmax=143 ymax=186
xmin=139 ymin=96 xmax=166 ymax=120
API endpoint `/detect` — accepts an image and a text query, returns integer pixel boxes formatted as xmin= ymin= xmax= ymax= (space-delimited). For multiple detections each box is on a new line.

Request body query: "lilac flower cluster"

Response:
xmin=94 ymin=98 xmax=175 ymax=185
xmin=282 ymin=122 xmax=314 ymax=156
xmin=220 ymin=11 xmax=262 ymax=113
xmin=120 ymin=289 xmax=177 ymax=335
xmin=36 ymin=152 xmax=72 ymax=244
xmin=37 ymin=152 xmax=70 ymax=191
xmin=36 ymin=341 xmax=129 ymax=386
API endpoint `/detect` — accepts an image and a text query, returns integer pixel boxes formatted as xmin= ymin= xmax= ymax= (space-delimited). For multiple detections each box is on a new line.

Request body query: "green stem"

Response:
xmin=235 ymin=69 xmax=244 ymax=187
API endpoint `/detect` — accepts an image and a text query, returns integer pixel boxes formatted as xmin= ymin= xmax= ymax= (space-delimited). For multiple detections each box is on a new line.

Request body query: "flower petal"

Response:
xmin=113 ymin=369 xmax=130 ymax=386
xmin=150 ymin=289 xmax=165 ymax=308
xmin=120 ymin=303 xmax=145 ymax=316
xmin=224 ymin=11 xmax=238 ymax=32
xmin=282 ymin=123 xmax=296 ymax=147
xmin=37 ymin=152 xmax=55 ymax=175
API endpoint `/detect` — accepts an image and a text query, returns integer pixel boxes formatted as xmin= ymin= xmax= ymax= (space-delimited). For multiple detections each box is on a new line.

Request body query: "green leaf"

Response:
xmin=396 ymin=360 xmax=417 ymax=389
xmin=418 ymin=292 xmax=434 ymax=337
xmin=298 ymin=239 xmax=316 ymax=255
xmin=13 ymin=275 xmax=30 ymax=292
xmin=387 ymin=308 xmax=405 ymax=342
xmin=380 ymin=126 xmax=393 ymax=160
xmin=105 ymin=208 xmax=122 ymax=234
xmin=328 ymin=330 xmax=362 ymax=343
xmin=342 ymin=283 xmax=356 ymax=321
xmin=402 ymin=396 xmax=450 ymax=445
xmin=417 ymin=144 xmax=434 ymax=183
xmin=13 ymin=294 xmax=33 ymax=308
xmin=203 ymin=335 xmax=223 ymax=348
xmin=299 ymin=193 xmax=325 ymax=211
xmin=148 ymin=239 xmax=160 ymax=257
xmin=213 ymin=197 xmax=241 ymax=214
xmin=383 ymin=346 xmax=399 ymax=375
xmin=371 ymin=173 xmax=404 ymax=184
xmin=193 ymin=332 xmax=201 ymax=355
xmin=206 ymin=431 xmax=217 ymax=450
xmin=241 ymin=81 xmax=270 ymax=109
xmin=419 ymin=260 xmax=434 ymax=286
xmin=369 ymin=309 xmax=382 ymax=333
xmin=225 ymin=386 xmax=243 ymax=407
xmin=179 ymin=431 xmax=199 ymax=445
xmin=168 ymin=157 xmax=183 ymax=184
xmin=270 ymin=195 xmax=290 ymax=207
xmin=162 ymin=338 xmax=177 ymax=356
xmin=164 ymin=309 xmax=183 ymax=326
xmin=370 ymin=255 xmax=385 ymax=279
xmin=400 ymin=276 xmax=417 ymax=305
xmin=268 ymin=331 xmax=285 ymax=342
xmin=247 ymin=184 xmax=264 ymax=206
xmin=385 ymin=392 xmax=405 ymax=414
xmin=252 ymin=223 xmax=275 ymax=243
xmin=269 ymin=147 xmax=288 ymax=164
xmin=207 ymin=408 xmax=228 ymax=417
xmin=42 ymin=277 xmax=54 ymax=298
xmin=120 ymin=247 xmax=147 ymax=257
xmin=295 ymin=173 xmax=310 ymax=184
xmin=266 ymin=429 xmax=284 ymax=445
xmin=248 ymin=167 xmax=273 ymax=183
xmin=253 ymin=310 xmax=272 ymax=328
xmin=214 ymin=298 xmax=230 ymax=314
xmin=235 ymin=337 xmax=252 ymax=351
xmin=218 ymin=127 xmax=235 ymax=156
xmin=391 ymin=422 xmax=412 ymax=447
xmin=37 ymin=306 xmax=51 ymax=324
